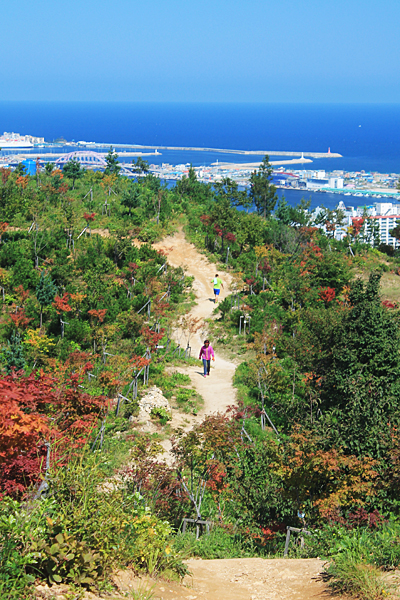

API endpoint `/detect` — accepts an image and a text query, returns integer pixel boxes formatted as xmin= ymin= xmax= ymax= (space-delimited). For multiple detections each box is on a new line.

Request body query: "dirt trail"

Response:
xmin=36 ymin=557 xmax=330 ymax=600
xmin=154 ymin=229 xmax=237 ymax=424
xmin=116 ymin=558 xmax=329 ymax=600
xmin=35 ymin=233 xmax=334 ymax=600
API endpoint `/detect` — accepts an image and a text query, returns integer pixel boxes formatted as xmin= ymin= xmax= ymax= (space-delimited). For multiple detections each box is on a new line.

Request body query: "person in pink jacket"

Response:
xmin=199 ymin=339 xmax=215 ymax=377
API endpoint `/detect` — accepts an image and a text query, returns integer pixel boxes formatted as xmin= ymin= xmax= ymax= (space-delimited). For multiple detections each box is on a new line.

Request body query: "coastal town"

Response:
xmin=2 ymin=132 xmax=400 ymax=250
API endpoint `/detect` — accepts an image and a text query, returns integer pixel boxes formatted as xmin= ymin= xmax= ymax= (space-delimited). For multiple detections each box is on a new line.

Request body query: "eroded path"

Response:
xmin=153 ymin=229 xmax=237 ymax=423
xmin=116 ymin=557 xmax=329 ymax=600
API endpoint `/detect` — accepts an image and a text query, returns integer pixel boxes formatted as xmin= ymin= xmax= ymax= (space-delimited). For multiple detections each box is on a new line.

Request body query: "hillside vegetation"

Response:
xmin=2 ymin=159 xmax=400 ymax=599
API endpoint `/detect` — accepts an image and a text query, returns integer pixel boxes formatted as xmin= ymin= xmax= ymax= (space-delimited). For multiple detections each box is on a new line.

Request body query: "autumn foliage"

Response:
xmin=0 ymin=371 xmax=107 ymax=497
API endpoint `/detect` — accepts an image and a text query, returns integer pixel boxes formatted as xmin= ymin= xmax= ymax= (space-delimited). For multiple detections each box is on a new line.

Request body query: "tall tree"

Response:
xmin=121 ymin=181 xmax=141 ymax=216
xmin=36 ymin=272 xmax=57 ymax=328
xmin=104 ymin=146 xmax=121 ymax=176
xmin=3 ymin=332 xmax=26 ymax=373
xmin=63 ymin=159 xmax=84 ymax=189
xmin=318 ymin=272 xmax=400 ymax=458
xmin=249 ymin=155 xmax=278 ymax=219
xmin=213 ymin=177 xmax=252 ymax=211
xmin=132 ymin=157 xmax=149 ymax=174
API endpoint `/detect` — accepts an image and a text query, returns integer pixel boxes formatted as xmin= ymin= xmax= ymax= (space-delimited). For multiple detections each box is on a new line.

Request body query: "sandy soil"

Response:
xmin=154 ymin=229 xmax=237 ymax=416
xmin=36 ymin=558 xmax=329 ymax=600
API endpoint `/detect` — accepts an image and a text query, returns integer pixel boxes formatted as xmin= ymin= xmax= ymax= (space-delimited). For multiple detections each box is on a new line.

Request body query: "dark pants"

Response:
xmin=203 ymin=359 xmax=210 ymax=375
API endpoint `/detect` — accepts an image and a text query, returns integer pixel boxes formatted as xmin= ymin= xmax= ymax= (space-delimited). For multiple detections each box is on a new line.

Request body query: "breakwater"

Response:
xmin=92 ymin=143 xmax=341 ymax=159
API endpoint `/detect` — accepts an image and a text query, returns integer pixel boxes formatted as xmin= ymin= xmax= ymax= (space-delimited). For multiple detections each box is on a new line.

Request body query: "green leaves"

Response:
xmin=249 ymin=155 xmax=278 ymax=219
xmin=36 ymin=271 xmax=57 ymax=308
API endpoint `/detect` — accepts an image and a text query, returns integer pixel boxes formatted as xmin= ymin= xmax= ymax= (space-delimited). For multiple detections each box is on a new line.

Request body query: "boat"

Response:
xmin=0 ymin=132 xmax=33 ymax=148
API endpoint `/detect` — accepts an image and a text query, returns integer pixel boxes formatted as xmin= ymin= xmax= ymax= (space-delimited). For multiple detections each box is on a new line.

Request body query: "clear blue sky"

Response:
xmin=2 ymin=0 xmax=400 ymax=103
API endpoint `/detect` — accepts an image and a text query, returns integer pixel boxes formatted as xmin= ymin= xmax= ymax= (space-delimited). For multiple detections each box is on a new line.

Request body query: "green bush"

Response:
xmin=170 ymin=372 xmax=191 ymax=386
xmin=150 ymin=406 xmax=171 ymax=425
xmin=174 ymin=526 xmax=273 ymax=559
xmin=0 ymin=498 xmax=42 ymax=597
xmin=0 ymin=454 xmax=188 ymax=595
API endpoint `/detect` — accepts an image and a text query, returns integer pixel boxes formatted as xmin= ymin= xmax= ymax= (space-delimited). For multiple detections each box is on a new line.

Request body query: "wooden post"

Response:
xmin=284 ymin=527 xmax=291 ymax=556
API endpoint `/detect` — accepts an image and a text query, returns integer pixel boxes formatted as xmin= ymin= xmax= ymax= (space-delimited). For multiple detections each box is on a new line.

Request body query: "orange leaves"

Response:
xmin=98 ymin=370 xmax=119 ymax=392
xmin=279 ymin=427 xmax=378 ymax=520
xmin=351 ymin=217 xmax=364 ymax=237
xmin=0 ymin=167 xmax=11 ymax=185
xmin=129 ymin=354 xmax=151 ymax=371
xmin=83 ymin=212 xmax=96 ymax=223
xmin=16 ymin=175 xmax=29 ymax=189
xmin=0 ymin=221 xmax=8 ymax=237
xmin=53 ymin=292 xmax=72 ymax=314
xmin=0 ymin=369 xmax=107 ymax=497
xmin=140 ymin=325 xmax=165 ymax=351
xmin=318 ymin=287 xmax=336 ymax=303
xmin=9 ymin=308 xmax=31 ymax=330
xmin=88 ymin=308 xmax=107 ymax=323
xmin=14 ymin=285 xmax=29 ymax=305
xmin=0 ymin=373 xmax=54 ymax=460
xmin=206 ymin=460 xmax=228 ymax=494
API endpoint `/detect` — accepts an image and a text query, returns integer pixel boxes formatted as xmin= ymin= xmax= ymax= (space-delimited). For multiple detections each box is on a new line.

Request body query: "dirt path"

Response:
xmin=37 ymin=557 xmax=330 ymax=600
xmin=35 ymin=233 xmax=335 ymax=600
xmin=154 ymin=229 xmax=237 ymax=421
xmin=116 ymin=557 xmax=329 ymax=600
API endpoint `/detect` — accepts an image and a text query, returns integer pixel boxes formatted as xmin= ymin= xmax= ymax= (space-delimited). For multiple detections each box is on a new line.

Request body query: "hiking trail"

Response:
xmin=153 ymin=228 xmax=237 ymax=442
xmin=35 ymin=233 xmax=337 ymax=600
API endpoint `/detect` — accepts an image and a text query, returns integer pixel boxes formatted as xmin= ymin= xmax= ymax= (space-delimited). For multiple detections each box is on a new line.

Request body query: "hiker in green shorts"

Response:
xmin=212 ymin=274 xmax=224 ymax=303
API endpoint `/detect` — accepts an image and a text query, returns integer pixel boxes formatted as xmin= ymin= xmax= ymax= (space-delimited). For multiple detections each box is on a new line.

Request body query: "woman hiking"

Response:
xmin=199 ymin=339 xmax=215 ymax=378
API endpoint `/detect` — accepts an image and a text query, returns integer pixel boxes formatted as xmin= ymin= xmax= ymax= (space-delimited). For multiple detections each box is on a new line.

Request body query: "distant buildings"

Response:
xmin=314 ymin=200 xmax=400 ymax=249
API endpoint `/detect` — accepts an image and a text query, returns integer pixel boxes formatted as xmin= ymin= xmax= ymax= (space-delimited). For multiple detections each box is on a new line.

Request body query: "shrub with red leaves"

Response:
xmin=83 ymin=212 xmax=96 ymax=223
xmin=382 ymin=300 xmax=397 ymax=309
xmin=318 ymin=287 xmax=336 ymax=303
xmin=0 ymin=370 xmax=107 ymax=498
xmin=53 ymin=292 xmax=72 ymax=314
xmin=351 ymin=217 xmax=364 ymax=237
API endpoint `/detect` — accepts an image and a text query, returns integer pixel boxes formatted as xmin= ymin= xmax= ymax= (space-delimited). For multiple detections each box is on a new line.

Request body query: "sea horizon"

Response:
xmin=1 ymin=101 xmax=400 ymax=211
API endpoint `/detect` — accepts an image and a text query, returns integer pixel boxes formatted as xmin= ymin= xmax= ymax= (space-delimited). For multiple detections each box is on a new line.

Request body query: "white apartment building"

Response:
xmin=315 ymin=201 xmax=400 ymax=248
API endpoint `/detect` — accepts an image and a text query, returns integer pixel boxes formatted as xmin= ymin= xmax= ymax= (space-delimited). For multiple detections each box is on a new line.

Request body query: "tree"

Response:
xmin=104 ymin=146 xmax=121 ymax=176
xmin=275 ymin=197 xmax=292 ymax=225
xmin=389 ymin=219 xmax=400 ymax=242
xmin=249 ymin=155 xmax=278 ymax=219
xmin=132 ymin=157 xmax=149 ymax=174
xmin=63 ymin=159 xmax=84 ymax=189
xmin=36 ymin=272 xmax=57 ymax=328
xmin=213 ymin=177 xmax=252 ymax=211
xmin=14 ymin=162 xmax=27 ymax=176
xmin=44 ymin=162 xmax=55 ymax=176
xmin=317 ymin=272 xmax=400 ymax=458
xmin=3 ymin=332 xmax=26 ymax=373
xmin=121 ymin=181 xmax=141 ymax=216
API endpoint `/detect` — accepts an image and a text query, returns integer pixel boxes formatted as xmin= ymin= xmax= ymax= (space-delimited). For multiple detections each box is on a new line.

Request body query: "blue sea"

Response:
xmin=1 ymin=102 xmax=400 ymax=209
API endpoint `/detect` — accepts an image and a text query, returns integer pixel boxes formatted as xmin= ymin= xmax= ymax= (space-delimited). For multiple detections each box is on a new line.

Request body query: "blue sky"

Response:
xmin=2 ymin=0 xmax=400 ymax=103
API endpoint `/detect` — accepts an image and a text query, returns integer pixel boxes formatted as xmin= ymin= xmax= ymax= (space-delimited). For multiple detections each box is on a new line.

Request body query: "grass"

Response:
xmin=379 ymin=271 xmax=400 ymax=303
xmin=151 ymin=369 xmax=204 ymax=416
xmin=173 ymin=527 xmax=269 ymax=560
xmin=327 ymin=555 xmax=391 ymax=600
xmin=128 ymin=581 xmax=156 ymax=599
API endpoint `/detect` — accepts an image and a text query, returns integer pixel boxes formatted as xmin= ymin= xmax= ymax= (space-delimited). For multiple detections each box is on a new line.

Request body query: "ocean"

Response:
xmin=1 ymin=101 xmax=400 ymax=209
